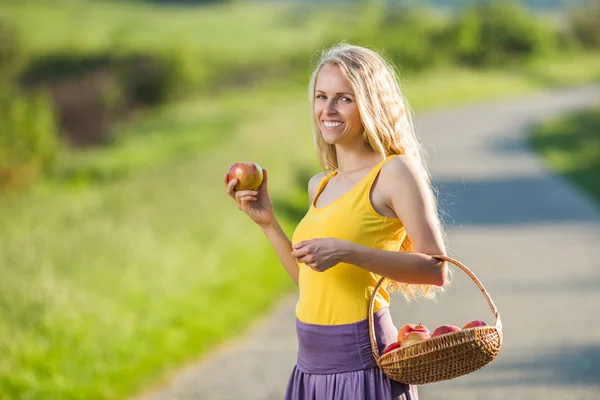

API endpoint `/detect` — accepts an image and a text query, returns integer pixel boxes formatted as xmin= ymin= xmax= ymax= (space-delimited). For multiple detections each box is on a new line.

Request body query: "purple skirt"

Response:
xmin=284 ymin=308 xmax=418 ymax=400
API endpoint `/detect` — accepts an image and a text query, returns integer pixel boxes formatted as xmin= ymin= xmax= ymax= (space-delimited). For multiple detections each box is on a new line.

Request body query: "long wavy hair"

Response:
xmin=309 ymin=43 xmax=447 ymax=300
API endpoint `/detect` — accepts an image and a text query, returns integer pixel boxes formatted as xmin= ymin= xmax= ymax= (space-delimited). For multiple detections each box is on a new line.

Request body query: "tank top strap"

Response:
xmin=353 ymin=154 xmax=399 ymax=199
xmin=312 ymin=155 xmax=399 ymax=209
xmin=312 ymin=170 xmax=337 ymax=207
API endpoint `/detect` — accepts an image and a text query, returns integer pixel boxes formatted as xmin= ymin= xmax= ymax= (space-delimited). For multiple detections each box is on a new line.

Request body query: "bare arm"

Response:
xmin=259 ymin=220 xmax=299 ymax=285
xmin=343 ymin=245 xmax=445 ymax=286
xmin=261 ymin=172 xmax=325 ymax=285
xmin=230 ymin=171 xmax=325 ymax=286
xmin=343 ymin=156 xmax=447 ymax=286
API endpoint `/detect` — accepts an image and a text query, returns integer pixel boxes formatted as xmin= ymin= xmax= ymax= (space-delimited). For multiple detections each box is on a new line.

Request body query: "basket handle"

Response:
xmin=369 ymin=254 xmax=503 ymax=361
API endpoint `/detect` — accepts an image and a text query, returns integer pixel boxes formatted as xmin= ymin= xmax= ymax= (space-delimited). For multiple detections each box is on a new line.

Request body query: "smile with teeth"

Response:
xmin=323 ymin=121 xmax=343 ymax=128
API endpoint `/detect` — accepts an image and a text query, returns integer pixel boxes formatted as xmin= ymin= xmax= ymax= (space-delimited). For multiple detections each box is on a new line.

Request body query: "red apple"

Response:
xmin=462 ymin=320 xmax=487 ymax=330
xmin=397 ymin=323 xmax=430 ymax=342
xmin=400 ymin=331 xmax=430 ymax=348
xmin=431 ymin=325 xmax=461 ymax=337
xmin=383 ymin=341 xmax=402 ymax=355
xmin=227 ymin=162 xmax=264 ymax=191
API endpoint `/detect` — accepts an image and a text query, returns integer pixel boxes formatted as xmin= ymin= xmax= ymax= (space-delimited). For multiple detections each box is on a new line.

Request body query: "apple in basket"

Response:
xmin=397 ymin=323 xmax=430 ymax=342
xmin=382 ymin=341 xmax=402 ymax=355
xmin=227 ymin=162 xmax=264 ymax=191
xmin=400 ymin=331 xmax=430 ymax=348
xmin=431 ymin=325 xmax=461 ymax=338
xmin=462 ymin=320 xmax=487 ymax=329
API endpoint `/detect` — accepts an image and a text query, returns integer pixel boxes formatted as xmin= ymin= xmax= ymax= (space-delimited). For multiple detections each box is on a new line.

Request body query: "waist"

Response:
xmin=296 ymin=264 xmax=390 ymax=325
xmin=295 ymin=307 xmax=397 ymax=374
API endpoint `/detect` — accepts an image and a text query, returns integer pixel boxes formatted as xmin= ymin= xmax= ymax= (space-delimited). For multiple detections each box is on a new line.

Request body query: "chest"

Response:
xmin=314 ymin=173 xmax=396 ymax=218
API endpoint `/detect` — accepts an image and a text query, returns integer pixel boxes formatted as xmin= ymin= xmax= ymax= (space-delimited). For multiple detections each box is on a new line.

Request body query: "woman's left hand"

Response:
xmin=291 ymin=238 xmax=351 ymax=272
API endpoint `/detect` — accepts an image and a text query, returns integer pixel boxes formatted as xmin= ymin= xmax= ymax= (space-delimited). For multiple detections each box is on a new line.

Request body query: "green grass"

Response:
xmin=2 ymin=1 xmax=312 ymax=54
xmin=524 ymin=52 xmax=600 ymax=86
xmin=405 ymin=53 xmax=600 ymax=110
xmin=1 ymin=0 xmax=333 ymax=61
xmin=0 ymin=83 xmax=313 ymax=400
xmin=528 ymin=105 xmax=600 ymax=204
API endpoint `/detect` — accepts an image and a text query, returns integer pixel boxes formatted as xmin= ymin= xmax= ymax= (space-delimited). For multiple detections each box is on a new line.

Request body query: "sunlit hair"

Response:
xmin=309 ymin=42 xmax=448 ymax=301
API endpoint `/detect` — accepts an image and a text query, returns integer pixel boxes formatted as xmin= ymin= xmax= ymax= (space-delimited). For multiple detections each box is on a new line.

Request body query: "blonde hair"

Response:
xmin=309 ymin=43 xmax=447 ymax=300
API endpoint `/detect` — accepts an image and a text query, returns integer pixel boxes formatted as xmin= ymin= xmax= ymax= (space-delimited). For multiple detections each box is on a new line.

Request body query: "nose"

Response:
xmin=325 ymin=99 xmax=337 ymax=114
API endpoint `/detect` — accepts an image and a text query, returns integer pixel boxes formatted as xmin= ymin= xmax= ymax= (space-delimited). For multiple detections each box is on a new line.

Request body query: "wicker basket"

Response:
xmin=368 ymin=255 xmax=503 ymax=385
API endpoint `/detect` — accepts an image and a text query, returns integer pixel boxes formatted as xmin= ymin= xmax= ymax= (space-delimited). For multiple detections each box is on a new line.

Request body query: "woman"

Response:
xmin=224 ymin=43 xmax=448 ymax=400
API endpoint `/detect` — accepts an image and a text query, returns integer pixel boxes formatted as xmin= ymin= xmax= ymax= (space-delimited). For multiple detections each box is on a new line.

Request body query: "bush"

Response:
xmin=380 ymin=9 xmax=450 ymax=71
xmin=0 ymin=19 xmax=26 ymax=83
xmin=568 ymin=1 xmax=600 ymax=49
xmin=0 ymin=19 xmax=60 ymax=190
xmin=118 ymin=48 xmax=210 ymax=106
xmin=448 ymin=1 xmax=558 ymax=67
xmin=0 ymin=88 xmax=61 ymax=189
xmin=352 ymin=4 xmax=450 ymax=72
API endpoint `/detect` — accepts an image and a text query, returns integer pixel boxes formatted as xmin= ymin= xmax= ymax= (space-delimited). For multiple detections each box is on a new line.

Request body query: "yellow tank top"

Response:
xmin=292 ymin=155 xmax=407 ymax=325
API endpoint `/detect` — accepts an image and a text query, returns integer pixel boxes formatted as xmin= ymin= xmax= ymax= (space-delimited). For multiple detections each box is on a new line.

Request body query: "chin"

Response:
xmin=321 ymin=133 xmax=341 ymax=145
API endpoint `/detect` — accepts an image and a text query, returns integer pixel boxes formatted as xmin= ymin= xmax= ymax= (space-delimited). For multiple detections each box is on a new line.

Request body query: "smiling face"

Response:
xmin=313 ymin=63 xmax=364 ymax=146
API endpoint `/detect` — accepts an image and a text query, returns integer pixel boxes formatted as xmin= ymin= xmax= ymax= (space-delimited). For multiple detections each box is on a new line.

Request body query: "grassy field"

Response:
xmin=2 ymin=1 xmax=600 ymax=399
xmin=1 ymin=0 xmax=332 ymax=59
xmin=528 ymin=105 xmax=600 ymax=204
xmin=0 ymin=82 xmax=312 ymax=399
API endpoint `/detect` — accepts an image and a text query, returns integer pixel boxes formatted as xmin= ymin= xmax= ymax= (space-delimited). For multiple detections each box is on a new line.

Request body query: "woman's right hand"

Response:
xmin=224 ymin=168 xmax=275 ymax=228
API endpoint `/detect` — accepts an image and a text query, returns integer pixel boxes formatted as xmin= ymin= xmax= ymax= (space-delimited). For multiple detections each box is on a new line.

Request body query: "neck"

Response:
xmin=335 ymin=142 xmax=382 ymax=173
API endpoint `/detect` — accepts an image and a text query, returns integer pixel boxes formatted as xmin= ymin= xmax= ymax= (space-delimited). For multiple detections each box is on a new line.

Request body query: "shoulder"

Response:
xmin=380 ymin=155 xmax=423 ymax=186
xmin=379 ymin=155 xmax=431 ymax=205
xmin=308 ymin=171 xmax=326 ymax=204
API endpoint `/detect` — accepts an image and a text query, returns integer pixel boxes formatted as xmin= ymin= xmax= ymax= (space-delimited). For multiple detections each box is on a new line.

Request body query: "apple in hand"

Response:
xmin=462 ymin=320 xmax=487 ymax=329
xmin=227 ymin=162 xmax=264 ymax=191
xmin=383 ymin=341 xmax=402 ymax=355
xmin=397 ymin=323 xmax=430 ymax=342
xmin=400 ymin=331 xmax=430 ymax=348
xmin=431 ymin=325 xmax=461 ymax=337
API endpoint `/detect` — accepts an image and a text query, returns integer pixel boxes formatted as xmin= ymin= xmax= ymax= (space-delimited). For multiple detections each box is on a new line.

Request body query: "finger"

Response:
xmin=226 ymin=179 xmax=238 ymax=197
xmin=303 ymin=260 xmax=316 ymax=269
xmin=259 ymin=168 xmax=268 ymax=189
xmin=291 ymin=247 xmax=309 ymax=259
xmin=292 ymin=241 xmax=306 ymax=250
xmin=309 ymin=262 xmax=327 ymax=272
xmin=296 ymin=254 xmax=313 ymax=264
xmin=240 ymin=195 xmax=257 ymax=205
xmin=293 ymin=239 xmax=314 ymax=250
xmin=235 ymin=190 xmax=258 ymax=201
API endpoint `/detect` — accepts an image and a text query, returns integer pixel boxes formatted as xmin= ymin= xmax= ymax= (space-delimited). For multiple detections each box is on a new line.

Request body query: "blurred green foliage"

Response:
xmin=529 ymin=104 xmax=600 ymax=204
xmin=447 ymin=1 xmax=557 ymax=66
xmin=0 ymin=88 xmax=60 ymax=190
xmin=1 ymin=0 xmax=600 ymax=188
xmin=568 ymin=0 xmax=600 ymax=49
xmin=0 ymin=20 xmax=60 ymax=190
xmin=1 ymin=0 xmax=598 ymax=155
xmin=0 ymin=20 xmax=25 ymax=81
